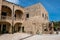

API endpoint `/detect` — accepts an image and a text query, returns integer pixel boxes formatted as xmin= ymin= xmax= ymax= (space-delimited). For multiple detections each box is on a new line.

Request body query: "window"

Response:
xmin=42 ymin=13 xmax=44 ymax=18
xmin=44 ymin=29 xmax=48 ymax=31
xmin=26 ymin=14 xmax=29 ymax=18
xmin=2 ymin=12 xmax=7 ymax=16
xmin=18 ymin=26 xmax=21 ymax=32
xmin=1 ymin=12 xmax=7 ymax=19
xmin=14 ymin=14 xmax=16 ymax=17
xmin=2 ymin=24 xmax=6 ymax=33
xmin=22 ymin=27 xmax=24 ymax=32
xmin=45 ymin=14 xmax=47 ymax=19
xmin=45 ymin=14 xmax=48 ymax=20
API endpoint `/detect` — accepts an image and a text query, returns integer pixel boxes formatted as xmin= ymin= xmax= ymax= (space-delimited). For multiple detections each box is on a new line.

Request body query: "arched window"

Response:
xmin=15 ymin=10 xmax=23 ymax=20
xmin=1 ymin=5 xmax=12 ymax=19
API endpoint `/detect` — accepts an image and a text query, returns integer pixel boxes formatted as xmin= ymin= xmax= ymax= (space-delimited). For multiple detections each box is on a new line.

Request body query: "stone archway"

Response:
xmin=14 ymin=23 xmax=24 ymax=33
xmin=14 ymin=23 xmax=22 ymax=33
xmin=1 ymin=5 xmax=12 ymax=20
xmin=0 ymin=22 xmax=11 ymax=34
xmin=15 ymin=10 xmax=23 ymax=20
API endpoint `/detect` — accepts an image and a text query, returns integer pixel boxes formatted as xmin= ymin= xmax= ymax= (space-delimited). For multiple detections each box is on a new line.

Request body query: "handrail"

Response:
xmin=14 ymin=17 xmax=23 ymax=21
xmin=1 ymin=16 xmax=12 ymax=20
xmin=1 ymin=16 xmax=24 ymax=21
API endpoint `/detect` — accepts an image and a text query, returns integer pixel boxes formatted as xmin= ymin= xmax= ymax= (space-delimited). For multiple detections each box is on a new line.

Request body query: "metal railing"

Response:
xmin=14 ymin=17 xmax=24 ymax=21
xmin=1 ymin=16 xmax=24 ymax=21
xmin=1 ymin=16 xmax=12 ymax=20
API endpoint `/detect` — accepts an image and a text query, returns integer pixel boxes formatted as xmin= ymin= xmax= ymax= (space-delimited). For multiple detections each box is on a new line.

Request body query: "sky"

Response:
xmin=6 ymin=0 xmax=60 ymax=22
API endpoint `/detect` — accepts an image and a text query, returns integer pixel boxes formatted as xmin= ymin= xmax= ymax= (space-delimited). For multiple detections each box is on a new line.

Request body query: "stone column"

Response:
xmin=9 ymin=4 xmax=14 ymax=34
xmin=0 ymin=0 xmax=2 ymax=20
xmin=0 ymin=10 xmax=1 ymax=20
xmin=11 ymin=4 xmax=14 ymax=34
xmin=9 ymin=26 xmax=12 ymax=34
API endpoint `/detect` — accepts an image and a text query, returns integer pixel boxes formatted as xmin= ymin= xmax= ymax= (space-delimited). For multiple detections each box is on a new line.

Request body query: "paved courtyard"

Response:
xmin=0 ymin=33 xmax=60 ymax=40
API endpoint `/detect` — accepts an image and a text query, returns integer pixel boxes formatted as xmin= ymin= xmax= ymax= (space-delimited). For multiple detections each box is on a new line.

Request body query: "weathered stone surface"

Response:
xmin=0 ymin=0 xmax=53 ymax=34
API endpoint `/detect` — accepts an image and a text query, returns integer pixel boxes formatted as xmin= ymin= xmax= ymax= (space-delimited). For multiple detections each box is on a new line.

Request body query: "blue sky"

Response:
xmin=6 ymin=0 xmax=60 ymax=21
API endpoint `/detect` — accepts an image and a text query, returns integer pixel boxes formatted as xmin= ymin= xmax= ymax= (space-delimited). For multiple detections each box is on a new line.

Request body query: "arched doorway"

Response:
xmin=0 ymin=22 xmax=11 ymax=34
xmin=1 ymin=5 xmax=12 ymax=20
xmin=14 ymin=23 xmax=24 ymax=33
xmin=15 ymin=10 xmax=23 ymax=20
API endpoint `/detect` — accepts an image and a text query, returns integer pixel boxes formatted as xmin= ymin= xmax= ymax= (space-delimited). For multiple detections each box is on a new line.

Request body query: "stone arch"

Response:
xmin=1 ymin=5 xmax=12 ymax=19
xmin=14 ymin=23 xmax=24 ymax=33
xmin=14 ymin=23 xmax=22 ymax=33
xmin=0 ymin=21 xmax=11 ymax=34
xmin=14 ymin=10 xmax=23 ymax=20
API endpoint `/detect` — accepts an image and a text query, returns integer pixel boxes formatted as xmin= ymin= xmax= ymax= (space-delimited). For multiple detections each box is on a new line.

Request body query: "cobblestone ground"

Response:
xmin=0 ymin=33 xmax=60 ymax=40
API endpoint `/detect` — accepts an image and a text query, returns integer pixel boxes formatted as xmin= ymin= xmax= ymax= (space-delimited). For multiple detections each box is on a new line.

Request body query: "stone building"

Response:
xmin=0 ymin=0 xmax=53 ymax=34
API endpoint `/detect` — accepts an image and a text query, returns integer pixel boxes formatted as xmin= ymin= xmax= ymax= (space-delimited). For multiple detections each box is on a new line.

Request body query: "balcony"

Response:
xmin=1 ymin=16 xmax=12 ymax=20
xmin=14 ymin=10 xmax=24 ymax=24
xmin=1 ymin=16 xmax=12 ymax=23
xmin=14 ymin=17 xmax=24 ymax=24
